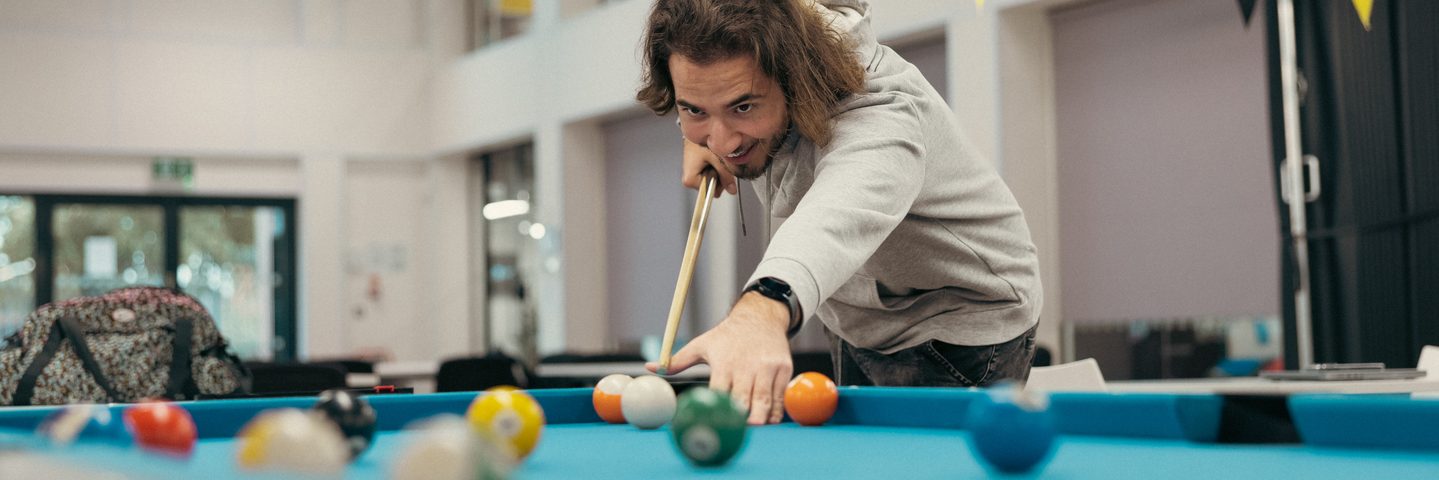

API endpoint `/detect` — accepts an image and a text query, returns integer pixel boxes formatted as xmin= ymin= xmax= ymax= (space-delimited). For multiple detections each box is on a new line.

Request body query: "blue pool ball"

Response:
xmin=965 ymin=385 xmax=1058 ymax=473
xmin=37 ymin=404 xmax=133 ymax=447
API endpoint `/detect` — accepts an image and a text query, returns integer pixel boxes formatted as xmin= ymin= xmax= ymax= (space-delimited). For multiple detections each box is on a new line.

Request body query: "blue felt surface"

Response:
xmin=8 ymin=422 xmax=1439 ymax=479
xmin=1290 ymin=394 xmax=1439 ymax=451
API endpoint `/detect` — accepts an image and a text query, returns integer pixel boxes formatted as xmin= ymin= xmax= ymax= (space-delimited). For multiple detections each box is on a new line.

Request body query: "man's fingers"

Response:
xmin=768 ymin=369 xmax=790 ymax=424
xmin=730 ymin=375 xmax=755 ymax=417
xmin=682 ymin=138 xmax=721 ymax=192
xmin=717 ymin=174 xmax=737 ymax=198
xmin=704 ymin=156 xmax=737 ymax=198
xmin=681 ymin=159 xmax=705 ymax=190
xmin=709 ymin=370 xmax=732 ymax=396
xmin=657 ymin=339 xmax=706 ymax=375
xmin=750 ymin=375 xmax=775 ymax=425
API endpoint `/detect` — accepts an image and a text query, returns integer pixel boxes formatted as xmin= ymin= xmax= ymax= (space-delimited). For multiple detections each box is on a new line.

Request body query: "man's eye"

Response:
xmin=735 ymin=104 xmax=753 ymax=113
xmin=683 ymin=107 xmax=704 ymax=116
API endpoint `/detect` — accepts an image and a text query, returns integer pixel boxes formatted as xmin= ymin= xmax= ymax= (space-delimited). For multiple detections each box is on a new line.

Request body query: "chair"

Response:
xmin=436 ymin=354 xmax=533 ymax=393
xmin=1409 ymin=345 xmax=1439 ymax=399
xmin=330 ymin=359 xmax=376 ymax=374
xmin=1417 ymin=345 xmax=1439 ymax=380
xmin=1032 ymin=345 xmax=1054 ymax=367
xmin=1025 ymin=358 xmax=1107 ymax=393
xmin=245 ymin=362 xmax=348 ymax=395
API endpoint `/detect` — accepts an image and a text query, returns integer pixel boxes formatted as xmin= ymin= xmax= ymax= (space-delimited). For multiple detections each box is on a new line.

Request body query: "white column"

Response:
xmin=300 ymin=153 xmax=347 ymax=359
xmin=993 ymin=4 xmax=1063 ymax=360
xmin=947 ymin=11 xmax=1000 ymax=166
xmin=559 ymin=120 xmax=610 ymax=352
xmin=426 ymin=154 xmax=475 ymax=358
xmin=532 ymin=123 xmax=568 ymax=356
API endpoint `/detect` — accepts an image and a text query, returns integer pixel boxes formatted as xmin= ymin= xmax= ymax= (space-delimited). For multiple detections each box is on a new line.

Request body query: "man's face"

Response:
xmin=671 ymin=54 xmax=790 ymax=180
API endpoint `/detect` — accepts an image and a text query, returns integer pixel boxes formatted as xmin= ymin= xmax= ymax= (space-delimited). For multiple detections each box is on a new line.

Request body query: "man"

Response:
xmin=638 ymin=0 xmax=1042 ymax=425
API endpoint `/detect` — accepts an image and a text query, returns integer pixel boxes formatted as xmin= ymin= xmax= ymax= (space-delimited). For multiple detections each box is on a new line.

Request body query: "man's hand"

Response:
xmin=647 ymin=291 xmax=792 ymax=424
xmin=682 ymin=137 xmax=739 ymax=197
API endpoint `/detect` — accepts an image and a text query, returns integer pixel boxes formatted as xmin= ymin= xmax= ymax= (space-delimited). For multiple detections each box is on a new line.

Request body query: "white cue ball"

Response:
xmin=236 ymin=408 xmax=349 ymax=474
xmin=621 ymin=375 xmax=677 ymax=429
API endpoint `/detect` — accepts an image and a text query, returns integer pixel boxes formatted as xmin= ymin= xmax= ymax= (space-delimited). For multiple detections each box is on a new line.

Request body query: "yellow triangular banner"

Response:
xmin=1352 ymin=0 xmax=1374 ymax=31
xmin=975 ymin=0 xmax=986 ymax=11
xmin=500 ymin=0 xmax=531 ymax=17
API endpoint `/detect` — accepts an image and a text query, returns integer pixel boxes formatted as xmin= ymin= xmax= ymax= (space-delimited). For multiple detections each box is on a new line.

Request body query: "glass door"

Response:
xmin=49 ymin=203 xmax=166 ymax=300
xmin=179 ymin=205 xmax=288 ymax=360
xmin=27 ymin=195 xmax=297 ymax=361
xmin=480 ymin=144 xmax=540 ymax=365
xmin=0 ymin=196 xmax=36 ymax=337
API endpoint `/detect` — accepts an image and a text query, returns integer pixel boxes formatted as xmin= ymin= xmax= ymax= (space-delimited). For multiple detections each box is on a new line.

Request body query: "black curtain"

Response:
xmin=1268 ymin=0 xmax=1439 ymax=368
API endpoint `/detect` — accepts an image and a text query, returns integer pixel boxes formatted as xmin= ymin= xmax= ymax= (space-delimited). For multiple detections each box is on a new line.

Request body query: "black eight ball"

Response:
xmin=312 ymin=389 xmax=378 ymax=460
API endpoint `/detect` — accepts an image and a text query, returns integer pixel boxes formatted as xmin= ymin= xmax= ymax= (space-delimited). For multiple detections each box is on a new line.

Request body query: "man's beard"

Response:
xmin=727 ymin=130 xmax=788 ymax=180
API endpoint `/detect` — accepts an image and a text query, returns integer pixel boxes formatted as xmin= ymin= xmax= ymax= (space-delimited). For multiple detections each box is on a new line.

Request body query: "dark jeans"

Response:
xmin=827 ymin=325 xmax=1038 ymax=387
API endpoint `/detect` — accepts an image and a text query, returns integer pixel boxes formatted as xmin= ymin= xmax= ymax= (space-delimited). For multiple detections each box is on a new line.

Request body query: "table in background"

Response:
xmin=358 ymin=360 xmax=712 ymax=393
xmin=1108 ymin=375 xmax=1439 ymax=395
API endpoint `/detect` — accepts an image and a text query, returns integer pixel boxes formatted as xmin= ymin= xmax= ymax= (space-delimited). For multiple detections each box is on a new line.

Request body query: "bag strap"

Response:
xmin=204 ymin=338 xmax=253 ymax=395
xmin=55 ymin=317 xmax=124 ymax=403
xmin=166 ymin=317 xmax=196 ymax=399
xmin=12 ymin=319 xmax=69 ymax=406
xmin=13 ymin=317 xmax=122 ymax=405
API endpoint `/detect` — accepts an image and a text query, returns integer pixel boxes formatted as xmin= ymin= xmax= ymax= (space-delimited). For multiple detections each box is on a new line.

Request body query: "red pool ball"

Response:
xmin=124 ymin=401 xmax=198 ymax=456
xmin=784 ymin=372 xmax=838 ymax=426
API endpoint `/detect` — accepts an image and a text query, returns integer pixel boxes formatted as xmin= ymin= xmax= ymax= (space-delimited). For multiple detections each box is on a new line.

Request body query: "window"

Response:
xmin=0 ymin=196 xmax=36 ymax=338
xmin=2 ymin=194 xmax=297 ymax=361
xmin=475 ymin=144 xmax=539 ymax=363
xmin=178 ymin=205 xmax=289 ymax=359
xmin=466 ymin=0 xmax=533 ymax=51
xmin=50 ymin=203 xmax=166 ymax=300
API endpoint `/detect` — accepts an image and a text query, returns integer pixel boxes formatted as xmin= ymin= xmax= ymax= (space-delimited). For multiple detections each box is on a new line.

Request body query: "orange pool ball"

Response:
xmin=592 ymin=374 xmax=632 ymax=424
xmin=784 ymin=372 xmax=838 ymax=426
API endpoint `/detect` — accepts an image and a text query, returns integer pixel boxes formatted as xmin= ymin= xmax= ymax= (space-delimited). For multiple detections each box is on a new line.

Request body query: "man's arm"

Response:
xmin=748 ymin=97 xmax=928 ymax=326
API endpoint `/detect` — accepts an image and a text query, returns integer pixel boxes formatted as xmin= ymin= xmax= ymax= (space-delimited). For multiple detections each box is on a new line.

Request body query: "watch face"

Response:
xmin=760 ymin=277 xmax=790 ymax=294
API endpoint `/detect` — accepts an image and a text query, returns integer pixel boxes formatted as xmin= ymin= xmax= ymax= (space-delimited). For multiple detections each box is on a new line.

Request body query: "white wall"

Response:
xmin=0 ymin=0 xmax=434 ymax=156
xmin=0 ymin=153 xmax=298 ymax=195
xmin=344 ymin=159 xmax=428 ymax=361
xmin=0 ymin=0 xmax=468 ymax=361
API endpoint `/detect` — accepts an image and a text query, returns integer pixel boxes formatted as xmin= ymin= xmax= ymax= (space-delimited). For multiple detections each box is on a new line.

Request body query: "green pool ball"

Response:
xmin=669 ymin=387 xmax=749 ymax=467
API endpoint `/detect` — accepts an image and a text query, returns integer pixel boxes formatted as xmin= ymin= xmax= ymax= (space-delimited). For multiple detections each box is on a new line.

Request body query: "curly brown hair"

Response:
xmin=636 ymin=0 xmax=865 ymax=147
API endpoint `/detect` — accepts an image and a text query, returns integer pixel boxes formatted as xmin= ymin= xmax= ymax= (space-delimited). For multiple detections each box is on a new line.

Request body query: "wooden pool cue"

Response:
xmin=657 ymin=170 xmax=719 ymax=375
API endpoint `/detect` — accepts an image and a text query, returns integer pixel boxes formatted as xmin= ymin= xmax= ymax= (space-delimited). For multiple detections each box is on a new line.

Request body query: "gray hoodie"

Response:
xmin=747 ymin=0 xmax=1042 ymax=353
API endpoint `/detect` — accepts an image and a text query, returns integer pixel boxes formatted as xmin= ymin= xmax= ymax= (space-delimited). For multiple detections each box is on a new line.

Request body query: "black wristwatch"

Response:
xmin=745 ymin=277 xmax=802 ymax=336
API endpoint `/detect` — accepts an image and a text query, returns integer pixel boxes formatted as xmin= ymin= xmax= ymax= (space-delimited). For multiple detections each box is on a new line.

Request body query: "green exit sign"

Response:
xmin=152 ymin=157 xmax=194 ymax=190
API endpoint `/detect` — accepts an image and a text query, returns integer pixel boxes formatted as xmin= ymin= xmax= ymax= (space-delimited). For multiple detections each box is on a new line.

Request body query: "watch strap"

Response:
xmin=746 ymin=277 xmax=802 ymax=336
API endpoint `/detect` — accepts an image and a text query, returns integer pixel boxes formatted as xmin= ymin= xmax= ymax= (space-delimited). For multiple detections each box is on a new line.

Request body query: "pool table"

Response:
xmin=2 ymin=387 xmax=1438 ymax=478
